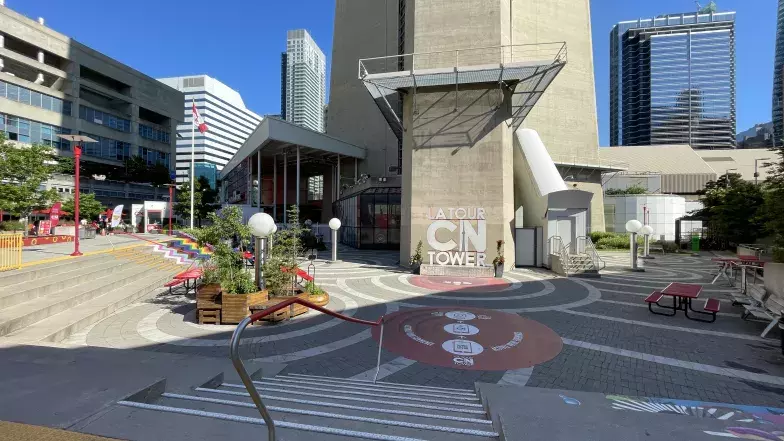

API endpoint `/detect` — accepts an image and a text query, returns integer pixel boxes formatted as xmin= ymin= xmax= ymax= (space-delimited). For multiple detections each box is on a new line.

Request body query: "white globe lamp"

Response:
xmin=247 ymin=212 xmax=275 ymax=289
xmin=625 ymin=219 xmax=643 ymax=270
xmin=625 ymin=219 xmax=642 ymax=233
xmin=328 ymin=218 xmax=341 ymax=262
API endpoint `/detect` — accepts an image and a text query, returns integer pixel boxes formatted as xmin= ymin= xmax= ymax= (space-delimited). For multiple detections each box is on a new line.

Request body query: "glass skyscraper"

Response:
xmin=610 ymin=11 xmax=736 ymax=149
xmin=773 ymin=0 xmax=784 ymax=144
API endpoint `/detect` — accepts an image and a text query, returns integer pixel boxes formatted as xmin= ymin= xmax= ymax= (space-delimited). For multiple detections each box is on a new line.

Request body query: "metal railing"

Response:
xmin=549 ymin=235 xmax=572 ymax=276
xmin=230 ymin=297 xmax=386 ymax=441
xmin=0 ymin=232 xmax=23 ymax=271
xmin=575 ymin=236 xmax=606 ymax=271
xmin=359 ymin=42 xmax=567 ymax=79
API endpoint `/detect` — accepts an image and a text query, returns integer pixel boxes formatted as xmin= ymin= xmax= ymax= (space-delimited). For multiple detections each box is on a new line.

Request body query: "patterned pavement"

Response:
xmin=62 ymin=250 xmax=784 ymax=408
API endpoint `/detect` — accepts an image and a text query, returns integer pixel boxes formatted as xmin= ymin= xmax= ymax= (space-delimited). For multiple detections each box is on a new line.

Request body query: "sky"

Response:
xmin=9 ymin=0 xmax=778 ymax=146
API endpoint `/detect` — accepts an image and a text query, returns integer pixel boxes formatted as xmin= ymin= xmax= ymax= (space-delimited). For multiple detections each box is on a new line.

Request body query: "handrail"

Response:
xmin=576 ymin=236 xmax=605 ymax=271
xmin=229 ymin=297 xmax=386 ymax=441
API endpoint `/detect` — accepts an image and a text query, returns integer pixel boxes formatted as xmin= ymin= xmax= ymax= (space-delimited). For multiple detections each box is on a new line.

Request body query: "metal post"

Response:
xmin=630 ymin=232 xmax=637 ymax=270
xmin=296 ymin=146 xmax=300 ymax=210
xmin=255 ymin=237 xmax=265 ymax=290
xmin=354 ymin=157 xmax=358 ymax=182
xmin=273 ymin=155 xmax=277 ymax=221
xmin=230 ymin=317 xmax=276 ymax=440
xmin=283 ymin=152 xmax=287 ymax=224
xmin=168 ymin=185 xmax=173 ymax=235
xmin=72 ymin=145 xmax=82 ymax=256
xmin=257 ymin=152 xmax=262 ymax=211
xmin=373 ymin=322 xmax=385 ymax=384
xmin=644 ymin=234 xmax=649 ymax=258
xmin=331 ymin=229 xmax=337 ymax=262
xmin=336 ymin=154 xmax=341 ymax=198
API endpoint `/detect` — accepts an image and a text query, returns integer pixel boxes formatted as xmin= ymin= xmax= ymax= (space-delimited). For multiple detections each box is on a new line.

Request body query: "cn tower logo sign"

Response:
xmin=426 ymin=207 xmax=487 ymax=266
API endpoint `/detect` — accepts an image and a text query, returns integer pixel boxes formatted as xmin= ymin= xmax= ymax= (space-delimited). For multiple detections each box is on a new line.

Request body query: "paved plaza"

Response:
xmin=60 ymin=249 xmax=784 ymax=410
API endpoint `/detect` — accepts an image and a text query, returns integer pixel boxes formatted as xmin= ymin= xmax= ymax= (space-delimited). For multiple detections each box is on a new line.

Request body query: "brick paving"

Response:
xmin=63 ymin=249 xmax=784 ymax=408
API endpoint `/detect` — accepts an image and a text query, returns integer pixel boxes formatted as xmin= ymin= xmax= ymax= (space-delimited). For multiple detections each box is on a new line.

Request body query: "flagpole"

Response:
xmin=190 ymin=98 xmax=195 ymax=230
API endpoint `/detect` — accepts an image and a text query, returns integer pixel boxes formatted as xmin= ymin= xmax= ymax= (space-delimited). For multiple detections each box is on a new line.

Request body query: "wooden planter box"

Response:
xmin=196 ymin=284 xmax=222 ymax=310
xmin=250 ymin=292 xmax=309 ymax=323
xmin=221 ymin=290 xmax=269 ymax=324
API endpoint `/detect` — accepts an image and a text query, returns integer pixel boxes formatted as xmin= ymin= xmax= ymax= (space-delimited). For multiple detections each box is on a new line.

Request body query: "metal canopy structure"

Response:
xmin=358 ymin=43 xmax=569 ymax=139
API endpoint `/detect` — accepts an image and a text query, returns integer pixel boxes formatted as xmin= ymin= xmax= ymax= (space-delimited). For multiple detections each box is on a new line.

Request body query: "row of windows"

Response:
xmin=79 ymin=131 xmax=132 ymax=162
xmin=140 ymin=147 xmax=169 ymax=167
xmin=139 ymin=124 xmax=170 ymax=144
xmin=0 ymin=113 xmax=71 ymax=149
xmin=79 ymin=105 xmax=132 ymax=133
xmin=0 ymin=80 xmax=72 ymax=115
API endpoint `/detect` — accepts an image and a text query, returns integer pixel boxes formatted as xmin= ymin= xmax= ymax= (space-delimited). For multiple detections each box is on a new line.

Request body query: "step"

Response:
xmin=284 ymin=373 xmax=476 ymax=394
xmin=160 ymin=392 xmax=497 ymax=439
xmin=0 ymin=257 xmax=128 ymax=309
xmin=200 ymin=385 xmax=487 ymax=415
xmin=5 ymin=268 xmax=176 ymax=343
xmin=259 ymin=376 xmax=481 ymax=401
xmin=136 ymin=394 xmax=498 ymax=441
xmin=0 ymin=253 xmax=108 ymax=287
xmin=0 ymin=263 xmax=164 ymax=337
xmin=244 ymin=380 xmax=484 ymax=407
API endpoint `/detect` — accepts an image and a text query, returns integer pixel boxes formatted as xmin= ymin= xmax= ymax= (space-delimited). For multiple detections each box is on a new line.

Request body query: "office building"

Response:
xmin=283 ymin=29 xmax=326 ymax=132
xmin=157 ymin=75 xmax=262 ymax=183
xmin=774 ymin=0 xmax=784 ymax=142
xmin=610 ymin=10 xmax=736 ymax=149
xmin=0 ymin=2 xmax=182 ymax=207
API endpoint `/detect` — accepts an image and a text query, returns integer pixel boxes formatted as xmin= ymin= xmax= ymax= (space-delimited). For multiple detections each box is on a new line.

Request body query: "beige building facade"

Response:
xmin=327 ymin=0 xmax=608 ymax=268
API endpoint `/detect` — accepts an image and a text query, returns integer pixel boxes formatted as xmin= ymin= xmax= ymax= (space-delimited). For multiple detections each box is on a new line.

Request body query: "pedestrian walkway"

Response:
xmin=21 ymin=234 xmax=174 ymax=265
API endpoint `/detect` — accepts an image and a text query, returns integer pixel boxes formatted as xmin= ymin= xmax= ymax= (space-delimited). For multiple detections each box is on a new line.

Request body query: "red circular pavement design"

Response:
xmin=372 ymin=307 xmax=562 ymax=371
xmin=409 ymin=276 xmax=511 ymax=292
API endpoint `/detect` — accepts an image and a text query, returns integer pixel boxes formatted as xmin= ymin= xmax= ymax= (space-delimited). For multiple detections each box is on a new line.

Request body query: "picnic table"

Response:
xmin=711 ymin=256 xmax=761 ymax=286
xmin=645 ymin=282 xmax=720 ymax=323
xmin=173 ymin=268 xmax=203 ymax=294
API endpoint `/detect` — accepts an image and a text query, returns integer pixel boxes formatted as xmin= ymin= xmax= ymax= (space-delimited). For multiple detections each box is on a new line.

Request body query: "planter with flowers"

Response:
xmin=493 ymin=239 xmax=505 ymax=278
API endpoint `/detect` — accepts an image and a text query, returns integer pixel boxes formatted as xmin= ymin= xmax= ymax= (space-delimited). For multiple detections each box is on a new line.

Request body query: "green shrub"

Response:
xmin=0 ymin=221 xmax=26 ymax=231
xmin=773 ymin=247 xmax=784 ymax=263
xmin=594 ymin=232 xmax=644 ymax=250
xmin=589 ymin=231 xmax=616 ymax=243
xmin=303 ymin=280 xmax=326 ymax=296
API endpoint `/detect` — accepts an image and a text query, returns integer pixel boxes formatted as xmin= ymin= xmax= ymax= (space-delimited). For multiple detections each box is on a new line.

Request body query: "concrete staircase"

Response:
xmin=116 ymin=372 xmax=500 ymax=441
xmin=0 ymin=246 xmax=182 ymax=344
xmin=565 ymin=254 xmax=600 ymax=278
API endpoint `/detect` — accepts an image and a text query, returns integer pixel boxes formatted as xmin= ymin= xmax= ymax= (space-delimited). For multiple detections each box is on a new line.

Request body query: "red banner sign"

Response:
xmin=49 ymin=202 xmax=62 ymax=228
xmin=38 ymin=220 xmax=52 ymax=236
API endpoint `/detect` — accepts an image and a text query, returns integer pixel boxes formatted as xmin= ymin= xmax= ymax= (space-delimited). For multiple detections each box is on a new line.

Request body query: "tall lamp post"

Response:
xmin=165 ymin=171 xmax=176 ymax=236
xmin=640 ymin=224 xmax=654 ymax=259
xmin=725 ymin=168 xmax=738 ymax=189
xmin=625 ymin=219 xmax=642 ymax=271
xmin=57 ymin=134 xmax=97 ymax=257
xmin=329 ymin=218 xmax=341 ymax=262
xmin=754 ymin=158 xmax=770 ymax=185
xmin=247 ymin=212 xmax=276 ymax=290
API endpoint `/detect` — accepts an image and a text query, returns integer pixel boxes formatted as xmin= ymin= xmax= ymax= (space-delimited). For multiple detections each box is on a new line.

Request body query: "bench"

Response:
xmin=701 ymin=298 xmax=721 ymax=323
xmin=742 ymin=262 xmax=784 ymax=338
xmin=164 ymin=279 xmax=185 ymax=294
xmin=648 ymin=244 xmax=665 ymax=255
xmin=644 ymin=291 xmax=675 ymax=316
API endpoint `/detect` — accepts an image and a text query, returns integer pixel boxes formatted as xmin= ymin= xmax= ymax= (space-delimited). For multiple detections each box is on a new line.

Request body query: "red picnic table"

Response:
xmin=173 ymin=268 xmax=203 ymax=294
xmin=711 ymin=256 xmax=762 ymax=286
xmin=646 ymin=282 xmax=719 ymax=323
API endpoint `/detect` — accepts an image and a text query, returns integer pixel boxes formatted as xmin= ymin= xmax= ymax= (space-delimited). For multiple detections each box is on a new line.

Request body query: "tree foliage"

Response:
xmin=0 ymin=134 xmax=62 ymax=217
xmin=174 ymin=176 xmax=217 ymax=226
xmin=765 ymin=145 xmax=784 ymax=261
xmin=192 ymin=205 xmax=255 ymax=294
xmin=263 ymin=206 xmax=303 ymax=296
xmin=605 ymin=185 xmax=648 ymax=196
xmin=62 ymin=192 xmax=105 ymax=222
xmin=693 ymin=173 xmax=767 ymax=246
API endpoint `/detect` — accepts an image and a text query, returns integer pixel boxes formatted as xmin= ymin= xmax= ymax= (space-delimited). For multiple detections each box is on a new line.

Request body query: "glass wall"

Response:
xmin=140 ymin=147 xmax=169 ymax=168
xmin=334 ymin=187 xmax=401 ymax=250
xmin=139 ymin=123 xmax=170 ymax=144
xmin=79 ymin=105 xmax=132 ymax=133
xmin=0 ymin=113 xmax=71 ymax=149
xmin=0 ymin=80 xmax=72 ymax=115
xmin=79 ymin=131 xmax=132 ymax=161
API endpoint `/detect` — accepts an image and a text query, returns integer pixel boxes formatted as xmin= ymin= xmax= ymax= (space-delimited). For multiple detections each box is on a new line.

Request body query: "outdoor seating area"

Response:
xmin=645 ymin=282 xmax=721 ymax=323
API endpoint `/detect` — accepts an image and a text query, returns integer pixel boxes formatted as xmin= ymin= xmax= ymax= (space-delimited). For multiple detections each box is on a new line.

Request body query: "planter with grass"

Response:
xmin=493 ymin=239 xmax=505 ymax=278
xmin=409 ymin=240 xmax=423 ymax=274
xmin=303 ymin=280 xmax=329 ymax=307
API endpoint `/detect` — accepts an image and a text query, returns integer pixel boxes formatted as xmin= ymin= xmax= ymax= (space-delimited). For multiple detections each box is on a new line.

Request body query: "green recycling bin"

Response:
xmin=691 ymin=235 xmax=700 ymax=252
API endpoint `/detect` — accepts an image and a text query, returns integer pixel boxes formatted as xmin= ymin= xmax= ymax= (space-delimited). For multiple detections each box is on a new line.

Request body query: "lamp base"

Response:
xmin=70 ymin=251 xmax=83 ymax=257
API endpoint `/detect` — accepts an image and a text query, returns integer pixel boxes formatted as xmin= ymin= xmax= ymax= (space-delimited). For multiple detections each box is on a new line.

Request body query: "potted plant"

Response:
xmin=303 ymin=280 xmax=329 ymax=307
xmin=193 ymin=206 xmax=268 ymax=324
xmin=493 ymin=239 xmax=505 ymax=278
xmin=409 ymin=240 xmax=423 ymax=274
xmin=262 ymin=206 xmax=304 ymax=298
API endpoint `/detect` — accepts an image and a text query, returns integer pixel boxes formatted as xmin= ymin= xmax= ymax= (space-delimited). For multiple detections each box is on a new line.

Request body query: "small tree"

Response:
xmin=174 ymin=176 xmax=216 ymax=227
xmin=63 ymin=192 xmax=104 ymax=223
xmin=765 ymin=144 xmax=784 ymax=261
xmin=263 ymin=206 xmax=304 ymax=296
xmin=693 ymin=173 xmax=767 ymax=247
xmin=192 ymin=206 xmax=255 ymax=294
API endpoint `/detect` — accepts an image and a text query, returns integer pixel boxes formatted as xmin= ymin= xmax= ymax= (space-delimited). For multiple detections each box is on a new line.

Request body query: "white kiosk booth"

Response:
xmin=131 ymin=201 xmax=170 ymax=233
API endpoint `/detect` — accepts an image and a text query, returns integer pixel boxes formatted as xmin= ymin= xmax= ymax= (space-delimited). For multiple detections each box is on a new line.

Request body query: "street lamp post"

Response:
xmin=725 ymin=168 xmax=738 ymax=189
xmin=247 ymin=212 xmax=276 ymax=290
xmin=754 ymin=158 xmax=771 ymax=185
xmin=640 ymin=224 xmax=654 ymax=259
xmin=625 ymin=219 xmax=642 ymax=271
xmin=329 ymin=218 xmax=341 ymax=262
xmin=57 ymin=135 xmax=97 ymax=257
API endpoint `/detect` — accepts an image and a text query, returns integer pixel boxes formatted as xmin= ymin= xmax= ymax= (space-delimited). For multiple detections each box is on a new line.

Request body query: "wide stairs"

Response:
xmin=117 ymin=372 xmax=500 ymax=441
xmin=0 ymin=245 xmax=183 ymax=344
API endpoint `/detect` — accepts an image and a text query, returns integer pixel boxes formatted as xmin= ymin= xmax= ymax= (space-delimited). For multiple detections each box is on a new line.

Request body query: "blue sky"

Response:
xmin=10 ymin=0 xmax=777 ymax=146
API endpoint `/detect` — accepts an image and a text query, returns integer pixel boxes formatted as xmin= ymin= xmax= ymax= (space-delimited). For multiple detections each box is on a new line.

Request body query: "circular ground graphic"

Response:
xmin=409 ymin=276 xmax=511 ymax=292
xmin=372 ymin=307 xmax=562 ymax=371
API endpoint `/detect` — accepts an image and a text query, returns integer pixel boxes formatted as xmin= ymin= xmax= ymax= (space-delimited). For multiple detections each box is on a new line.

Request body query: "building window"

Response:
xmin=79 ymin=105 xmax=132 ymax=132
xmin=78 ymin=131 xmax=132 ymax=161
xmin=308 ymin=175 xmax=323 ymax=200
xmin=0 ymin=113 xmax=71 ymax=149
xmin=138 ymin=123 xmax=171 ymax=144
xmin=0 ymin=80 xmax=72 ymax=115
xmin=140 ymin=147 xmax=169 ymax=168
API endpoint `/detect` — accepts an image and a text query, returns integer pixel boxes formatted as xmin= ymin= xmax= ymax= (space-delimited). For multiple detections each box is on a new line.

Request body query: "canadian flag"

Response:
xmin=192 ymin=103 xmax=208 ymax=133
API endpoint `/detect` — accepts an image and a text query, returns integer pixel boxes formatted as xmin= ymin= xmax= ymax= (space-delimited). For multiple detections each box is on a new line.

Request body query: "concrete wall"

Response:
xmin=401 ymin=84 xmax=516 ymax=269
xmin=326 ymin=0 xmax=400 ymax=178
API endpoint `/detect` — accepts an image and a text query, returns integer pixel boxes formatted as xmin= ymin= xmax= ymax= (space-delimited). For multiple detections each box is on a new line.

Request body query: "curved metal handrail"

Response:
xmin=229 ymin=297 xmax=386 ymax=441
